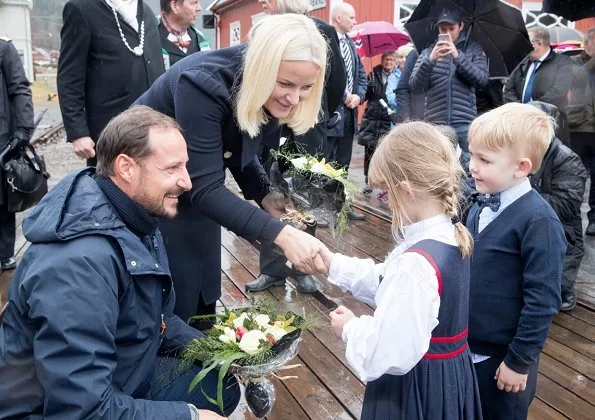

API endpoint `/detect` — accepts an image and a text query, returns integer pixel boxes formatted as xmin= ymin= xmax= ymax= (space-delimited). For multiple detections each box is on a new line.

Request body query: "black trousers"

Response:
xmin=325 ymin=110 xmax=355 ymax=169
xmin=474 ymin=355 xmax=539 ymax=420
xmin=570 ymin=131 xmax=595 ymax=222
xmin=259 ymin=244 xmax=304 ymax=278
xmin=0 ymin=200 xmax=15 ymax=259
xmin=363 ymin=141 xmax=377 ymax=178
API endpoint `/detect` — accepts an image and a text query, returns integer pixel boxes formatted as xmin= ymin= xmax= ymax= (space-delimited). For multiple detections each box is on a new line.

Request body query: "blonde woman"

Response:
xmin=135 ymin=14 xmax=328 ymax=324
xmin=319 ymin=122 xmax=482 ymax=419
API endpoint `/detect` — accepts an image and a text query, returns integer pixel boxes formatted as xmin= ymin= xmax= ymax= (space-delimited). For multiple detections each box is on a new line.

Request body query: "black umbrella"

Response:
xmin=542 ymin=0 xmax=595 ymax=22
xmin=405 ymin=0 xmax=533 ymax=77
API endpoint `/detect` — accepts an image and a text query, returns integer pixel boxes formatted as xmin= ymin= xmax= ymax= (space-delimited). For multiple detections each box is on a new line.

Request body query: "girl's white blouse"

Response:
xmin=328 ymin=214 xmax=459 ymax=382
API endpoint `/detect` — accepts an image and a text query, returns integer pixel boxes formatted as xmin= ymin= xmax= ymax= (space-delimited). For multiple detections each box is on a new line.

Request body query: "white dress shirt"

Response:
xmin=328 ymin=214 xmax=458 ymax=382
xmin=521 ymin=49 xmax=551 ymax=102
xmin=477 ymin=178 xmax=532 ymax=234
xmin=472 ymin=178 xmax=532 ymax=364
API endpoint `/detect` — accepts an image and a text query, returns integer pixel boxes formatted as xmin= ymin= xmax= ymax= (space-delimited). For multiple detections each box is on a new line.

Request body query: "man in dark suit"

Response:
xmin=57 ymin=0 xmax=164 ymax=166
xmin=326 ymin=2 xmax=367 ymax=220
xmin=504 ymin=27 xmax=573 ymax=143
xmin=159 ymin=0 xmax=211 ymax=70
xmin=0 ymin=36 xmax=34 ymax=270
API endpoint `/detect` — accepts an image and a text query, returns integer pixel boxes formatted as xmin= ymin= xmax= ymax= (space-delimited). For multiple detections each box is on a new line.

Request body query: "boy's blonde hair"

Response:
xmin=369 ymin=122 xmax=473 ymax=257
xmin=468 ymin=103 xmax=555 ymax=172
xmin=236 ymin=14 xmax=327 ymax=138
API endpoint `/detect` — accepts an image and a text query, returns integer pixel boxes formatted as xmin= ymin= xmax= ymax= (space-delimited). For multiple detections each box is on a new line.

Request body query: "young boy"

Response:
xmin=466 ymin=103 xmax=566 ymax=419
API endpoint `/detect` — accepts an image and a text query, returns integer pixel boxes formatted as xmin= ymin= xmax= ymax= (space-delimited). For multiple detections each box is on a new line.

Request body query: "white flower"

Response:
xmin=219 ymin=334 xmax=231 ymax=344
xmin=223 ymin=327 xmax=236 ymax=342
xmin=238 ymin=330 xmax=267 ymax=355
xmin=253 ymin=314 xmax=271 ymax=329
xmin=232 ymin=313 xmax=249 ymax=329
xmin=290 ymin=157 xmax=308 ymax=170
xmin=265 ymin=325 xmax=287 ymax=341
xmin=310 ymin=161 xmax=329 ymax=175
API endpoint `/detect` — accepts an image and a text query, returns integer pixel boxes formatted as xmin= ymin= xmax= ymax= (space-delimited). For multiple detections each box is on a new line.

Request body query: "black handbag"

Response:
xmin=1 ymin=143 xmax=50 ymax=213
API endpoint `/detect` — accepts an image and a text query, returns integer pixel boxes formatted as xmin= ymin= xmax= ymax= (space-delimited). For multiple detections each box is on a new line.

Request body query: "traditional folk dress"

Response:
xmin=328 ymin=214 xmax=482 ymax=419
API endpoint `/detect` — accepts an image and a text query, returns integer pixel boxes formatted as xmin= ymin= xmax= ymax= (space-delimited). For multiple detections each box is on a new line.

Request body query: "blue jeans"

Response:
xmin=149 ymin=357 xmax=240 ymax=416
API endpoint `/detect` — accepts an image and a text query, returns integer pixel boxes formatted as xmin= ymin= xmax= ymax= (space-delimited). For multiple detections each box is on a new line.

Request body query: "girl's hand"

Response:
xmin=329 ymin=306 xmax=355 ymax=339
xmin=318 ymin=245 xmax=335 ymax=274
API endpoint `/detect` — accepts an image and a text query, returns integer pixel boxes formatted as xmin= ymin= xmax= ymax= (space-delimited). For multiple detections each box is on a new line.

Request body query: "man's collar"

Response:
xmin=534 ymin=48 xmax=551 ymax=63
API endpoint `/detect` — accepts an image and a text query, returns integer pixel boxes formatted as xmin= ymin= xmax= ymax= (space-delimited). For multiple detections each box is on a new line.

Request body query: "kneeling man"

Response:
xmin=0 ymin=106 xmax=239 ymax=419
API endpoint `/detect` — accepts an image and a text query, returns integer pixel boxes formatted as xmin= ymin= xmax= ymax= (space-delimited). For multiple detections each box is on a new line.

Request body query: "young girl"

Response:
xmin=320 ymin=122 xmax=482 ymax=419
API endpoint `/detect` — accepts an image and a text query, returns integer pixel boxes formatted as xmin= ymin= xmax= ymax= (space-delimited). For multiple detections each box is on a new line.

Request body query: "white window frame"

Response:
xmin=229 ymin=21 xmax=241 ymax=47
xmin=395 ymin=0 xmax=420 ymax=27
xmin=522 ymin=1 xmax=574 ymax=29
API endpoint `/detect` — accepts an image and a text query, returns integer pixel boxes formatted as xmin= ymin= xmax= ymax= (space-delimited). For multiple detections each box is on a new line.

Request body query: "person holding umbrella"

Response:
xmin=409 ymin=8 xmax=488 ymax=152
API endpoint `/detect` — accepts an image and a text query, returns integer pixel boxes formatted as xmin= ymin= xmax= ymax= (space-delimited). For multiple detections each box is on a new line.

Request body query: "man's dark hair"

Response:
xmin=161 ymin=0 xmax=184 ymax=14
xmin=96 ymin=106 xmax=181 ymax=176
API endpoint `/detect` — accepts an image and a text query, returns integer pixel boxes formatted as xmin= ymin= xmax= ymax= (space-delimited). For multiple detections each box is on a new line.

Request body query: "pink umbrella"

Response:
xmin=349 ymin=21 xmax=410 ymax=58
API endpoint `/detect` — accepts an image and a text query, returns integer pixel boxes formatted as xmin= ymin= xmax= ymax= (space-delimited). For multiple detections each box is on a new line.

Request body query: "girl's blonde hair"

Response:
xmin=236 ymin=14 xmax=327 ymax=138
xmin=369 ymin=121 xmax=473 ymax=257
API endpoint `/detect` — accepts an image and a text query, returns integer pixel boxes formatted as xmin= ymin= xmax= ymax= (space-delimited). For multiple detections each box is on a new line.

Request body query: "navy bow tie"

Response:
xmin=477 ymin=193 xmax=501 ymax=212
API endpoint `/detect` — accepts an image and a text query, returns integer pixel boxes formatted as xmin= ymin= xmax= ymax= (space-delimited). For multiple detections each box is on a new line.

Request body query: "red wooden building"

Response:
xmin=208 ymin=0 xmax=595 ymax=50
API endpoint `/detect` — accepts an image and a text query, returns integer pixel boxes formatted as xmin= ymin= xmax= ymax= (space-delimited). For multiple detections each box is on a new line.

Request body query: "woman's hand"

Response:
xmin=274 ymin=225 xmax=325 ymax=274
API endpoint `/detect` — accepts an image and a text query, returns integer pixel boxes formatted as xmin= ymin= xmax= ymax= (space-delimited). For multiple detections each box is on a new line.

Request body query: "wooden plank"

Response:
xmin=297 ymin=331 xmax=364 ymax=418
xmin=536 ymin=374 xmax=594 ymax=420
xmin=567 ymin=306 xmax=595 ymax=328
xmin=218 ymin=245 xmax=357 ymax=419
xmin=266 ymin=376 xmax=310 ymax=420
xmin=548 ymin=324 xmax=595 ymax=361
xmin=528 ymin=397 xmax=568 ymax=420
xmin=542 ymin=338 xmax=595 ymax=382
xmin=538 ymin=353 xmax=595 ymax=406
xmin=553 ymin=312 xmax=595 ymax=343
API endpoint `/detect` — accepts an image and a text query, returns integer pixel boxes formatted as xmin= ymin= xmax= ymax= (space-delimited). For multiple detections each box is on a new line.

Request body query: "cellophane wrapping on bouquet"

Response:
xmin=182 ymin=301 xmax=316 ymax=418
xmin=268 ymin=152 xmax=353 ymax=235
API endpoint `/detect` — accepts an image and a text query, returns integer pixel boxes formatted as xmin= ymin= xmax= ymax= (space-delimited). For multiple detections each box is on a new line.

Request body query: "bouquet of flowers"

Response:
xmin=183 ymin=301 xmax=313 ymax=417
xmin=268 ymin=151 xmax=356 ymax=234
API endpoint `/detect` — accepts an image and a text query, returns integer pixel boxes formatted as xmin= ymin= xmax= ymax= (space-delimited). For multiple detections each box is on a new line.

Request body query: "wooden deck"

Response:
xmin=1 ymin=187 xmax=594 ymax=419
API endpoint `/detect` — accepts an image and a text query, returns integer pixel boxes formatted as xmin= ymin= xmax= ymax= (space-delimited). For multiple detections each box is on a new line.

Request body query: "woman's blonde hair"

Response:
xmin=369 ymin=121 xmax=473 ymax=257
xmin=236 ymin=14 xmax=327 ymax=138
xmin=277 ymin=0 xmax=311 ymax=14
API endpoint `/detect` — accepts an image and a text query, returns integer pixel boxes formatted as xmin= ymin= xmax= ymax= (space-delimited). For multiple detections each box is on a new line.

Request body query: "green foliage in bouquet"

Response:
xmin=182 ymin=299 xmax=320 ymax=413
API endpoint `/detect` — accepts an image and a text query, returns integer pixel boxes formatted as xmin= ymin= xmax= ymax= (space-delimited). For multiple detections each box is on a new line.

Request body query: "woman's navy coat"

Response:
xmin=134 ymin=46 xmax=286 ymax=319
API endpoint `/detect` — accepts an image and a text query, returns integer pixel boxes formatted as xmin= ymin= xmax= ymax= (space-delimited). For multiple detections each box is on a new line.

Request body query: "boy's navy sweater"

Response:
xmin=466 ymin=189 xmax=566 ymax=374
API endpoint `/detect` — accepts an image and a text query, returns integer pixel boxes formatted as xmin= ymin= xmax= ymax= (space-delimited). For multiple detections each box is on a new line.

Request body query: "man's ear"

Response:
xmin=516 ymin=157 xmax=533 ymax=178
xmin=460 ymin=21 xmax=465 ymax=31
xmin=113 ymin=154 xmax=136 ymax=184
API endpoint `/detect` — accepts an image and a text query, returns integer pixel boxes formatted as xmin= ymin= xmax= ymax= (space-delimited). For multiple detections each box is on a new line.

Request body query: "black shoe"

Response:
xmin=348 ymin=210 xmax=365 ymax=220
xmin=316 ymin=218 xmax=329 ymax=228
xmin=560 ymin=291 xmax=577 ymax=312
xmin=362 ymin=185 xmax=373 ymax=194
xmin=587 ymin=221 xmax=595 ymax=236
xmin=1 ymin=257 xmax=16 ymax=270
xmin=295 ymin=275 xmax=317 ymax=293
xmin=245 ymin=274 xmax=286 ymax=292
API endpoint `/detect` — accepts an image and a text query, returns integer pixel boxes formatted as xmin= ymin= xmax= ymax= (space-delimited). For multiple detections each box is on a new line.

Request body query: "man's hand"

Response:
xmin=72 ymin=136 xmax=96 ymax=159
xmin=274 ymin=225 xmax=325 ymax=274
xmin=430 ymin=41 xmax=458 ymax=61
xmin=329 ymin=305 xmax=355 ymax=339
xmin=198 ymin=409 xmax=227 ymax=419
xmin=495 ymin=361 xmax=528 ymax=393
xmin=344 ymin=94 xmax=361 ymax=109
xmin=262 ymin=191 xmax=288 ymax=219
